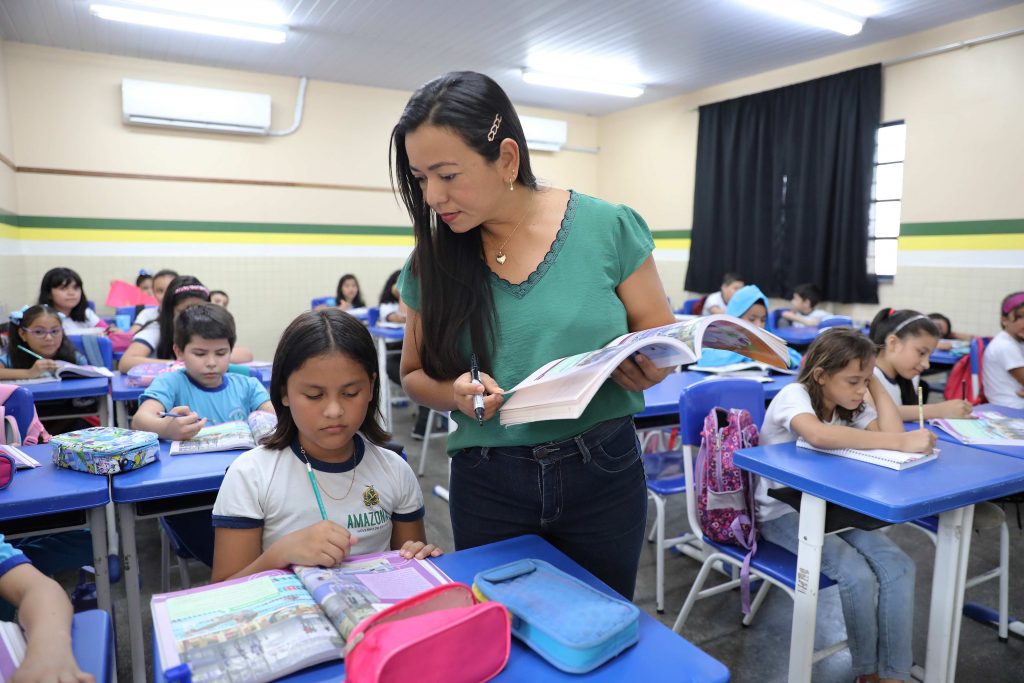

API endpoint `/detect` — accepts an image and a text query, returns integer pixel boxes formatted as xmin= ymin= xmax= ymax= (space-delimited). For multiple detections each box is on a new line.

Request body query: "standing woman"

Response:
xmin=391 ymin=71 xmax=674 ymax=598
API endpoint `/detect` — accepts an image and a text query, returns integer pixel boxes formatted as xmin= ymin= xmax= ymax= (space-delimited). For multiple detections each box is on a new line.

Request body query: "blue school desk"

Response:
xmin=72 ymin=609 xmax=114 ymax=683
xmin=152 ymin=535 xmax=729 ymax=683
xmin=20 ymin=376 xmax=113 ymax=427
xmin=367 ymin=323 xmax=405 ymax=432
xmin=638 ymin=370 xmax=796 ymax=419
xmin=928 ymin=348 xmax=966 ymax=368
xmin=110 ymin=441 xmax=245 ymax=683
xmin=768 ymin=326 xmax=819 ymax=348
xmin=733 ymin=441 xmax=1024 ymax=683
xmin=0 ymin=446 xmax=112 ymax=616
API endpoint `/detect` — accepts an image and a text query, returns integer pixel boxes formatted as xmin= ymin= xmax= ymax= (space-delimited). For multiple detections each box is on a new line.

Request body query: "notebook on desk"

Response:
xmin=796 ymin=438 xmax=938 ymax=471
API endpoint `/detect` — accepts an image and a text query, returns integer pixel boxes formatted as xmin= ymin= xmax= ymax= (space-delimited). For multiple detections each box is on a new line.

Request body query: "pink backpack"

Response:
xmin=695 ymin=407 xmax=759 ymax=612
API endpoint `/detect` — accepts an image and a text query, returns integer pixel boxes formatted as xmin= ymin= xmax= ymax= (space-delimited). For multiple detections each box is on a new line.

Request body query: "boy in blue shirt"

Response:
xmin=0 ymin=534 xmax=92 ymax=681
xmin=132 ymin=303 xmax=275 ymax=564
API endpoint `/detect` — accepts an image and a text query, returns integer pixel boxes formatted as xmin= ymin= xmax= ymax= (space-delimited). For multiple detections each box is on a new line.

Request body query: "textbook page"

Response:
xmin=169 ymin=421 xmax=256 ymax=455
xmin=0 ymin=620 xmax=26 ymax=678
xmin=931 ymin=410 xmax=1024 ymax=446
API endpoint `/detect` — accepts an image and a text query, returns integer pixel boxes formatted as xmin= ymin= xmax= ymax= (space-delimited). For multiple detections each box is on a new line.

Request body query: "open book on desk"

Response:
xmin=0 ymin=445 xmax=41 ymax=469
xmin=169 ymin=411 xmax=277 ymax=455
xmin=690 ymin=361 xmax=799 ymax=377
xmin=931 ymin=410 xmax=1024 ymax=446
xmin=499 ymin=315 xmax=791 ymax=425
xmin=4 ymin=362 xmax=112 ymax=384
xmin=796 ymin=437 xmax=938 ymax=471
xmin=151 ymin=551 xmax=450 ymax=683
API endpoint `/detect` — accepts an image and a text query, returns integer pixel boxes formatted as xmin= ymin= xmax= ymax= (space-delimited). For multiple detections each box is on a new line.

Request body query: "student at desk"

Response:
xmin=756 ymin=328 xmax=934 ymax=683
xmin=780 ymin=282 xmax=830 ymax=328
xmin=982 ymin=291 xmax=1024 ymax=409
xmin=702 ymin=272 xmax=744 ymax=315
xmin=132 ymin=303 xmax=274 ymax=566
xmin=696 ymin=284 xmax=802 ymax=369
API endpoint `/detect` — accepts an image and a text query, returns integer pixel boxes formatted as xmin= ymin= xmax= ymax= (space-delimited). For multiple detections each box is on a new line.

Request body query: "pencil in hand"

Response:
xmin=917 ymin=385 xmax=924 ymax=430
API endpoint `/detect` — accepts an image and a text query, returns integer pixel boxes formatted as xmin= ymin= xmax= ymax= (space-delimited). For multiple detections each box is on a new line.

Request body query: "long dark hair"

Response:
xmin=154 ymin=276 xmax=209 ymax=359
xmin=38 ymin=267 xmax=89 ymax=322
xmin=9 ymin=305 xmax=78 ymax=368
xmin=379 ymin=270 xmax=401 ymax=306
xmin=264 ymin=309 xmax=390 ymax=449
xmin=389 ymin=71 xmax=538 ymax=379
xmin=798 ymin=328 xmax=878 ymax=422
xmin=335 ymin=274 xmax=365 ymax=308
xmin=869 ymin=308 xmax=940 ymax=404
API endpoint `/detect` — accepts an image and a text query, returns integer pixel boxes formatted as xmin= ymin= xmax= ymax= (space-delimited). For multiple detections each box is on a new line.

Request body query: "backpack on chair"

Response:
xmin=695 ymin=407 xmax=759 ymax=613
xmin=943 ymin=337 xmax=988 ymax=405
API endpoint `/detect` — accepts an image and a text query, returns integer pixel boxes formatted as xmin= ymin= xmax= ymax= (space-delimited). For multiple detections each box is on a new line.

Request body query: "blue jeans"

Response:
xmin=760 ymin=512 xmax=915 ymax=680
xmin=449 ymin=415 xmax=648 ymax=599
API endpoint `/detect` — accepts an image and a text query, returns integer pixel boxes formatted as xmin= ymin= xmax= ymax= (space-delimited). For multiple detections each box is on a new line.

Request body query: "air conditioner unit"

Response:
xmin=121 ymin=79 xmax=272 ymax=135
xmin=520 ymin=115 xmax=568 ymax=152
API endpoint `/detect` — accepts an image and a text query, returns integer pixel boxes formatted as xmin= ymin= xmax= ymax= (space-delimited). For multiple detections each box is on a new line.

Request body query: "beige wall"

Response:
xmin=599 ymin=4 xmax=1024 ymax=336
xmin=0 ymin=37 xmax=18 ymax=317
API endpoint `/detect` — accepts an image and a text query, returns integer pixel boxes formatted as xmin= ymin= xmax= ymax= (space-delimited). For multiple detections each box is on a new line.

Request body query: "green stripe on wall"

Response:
xmin=901 ymin=219 xmax=1024 ymax=236
xmin=651 ymin=229 xmax=691 ymax=239
xmin=15 ymin=215 xmax=412 ymax=236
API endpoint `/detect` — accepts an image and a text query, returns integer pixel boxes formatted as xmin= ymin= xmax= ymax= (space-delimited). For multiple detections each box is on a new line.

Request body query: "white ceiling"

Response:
xmin=0 ymin=0 xmax=1019 ymax=116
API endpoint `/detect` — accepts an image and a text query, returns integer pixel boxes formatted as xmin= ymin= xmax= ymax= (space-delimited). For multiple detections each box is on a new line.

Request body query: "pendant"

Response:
xmin=495 ymin=251 xmax=507 ymax=265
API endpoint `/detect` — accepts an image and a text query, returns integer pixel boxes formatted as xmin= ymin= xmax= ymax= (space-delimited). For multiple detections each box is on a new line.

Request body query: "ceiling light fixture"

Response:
xmin=742 ymin=0 xmax=866 ymax=36
xmin=521 ymin=69 xmax=644 ymax=98
xmin=90 ymin=3 xmax=288 ymax=44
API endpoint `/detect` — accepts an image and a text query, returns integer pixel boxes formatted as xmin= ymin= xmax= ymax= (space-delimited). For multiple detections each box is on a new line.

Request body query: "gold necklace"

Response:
xmin=300 ymin=446 xmax=357 ymax=501
xmin=493 ymin=195 xmax=534 ymax=265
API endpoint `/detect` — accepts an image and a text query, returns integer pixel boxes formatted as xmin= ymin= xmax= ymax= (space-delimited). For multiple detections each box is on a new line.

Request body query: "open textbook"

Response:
xmin=5 ymin=361 xmax=112 ymax=384
xmin=690 ymin=361 xmax=799 ymax=377
xmin=151 ymin=551 xmax=450 ymax=683
xmin=0 ymin=620 xmax=26 ymax=678
xmin=169 ymin=411 xmax=278 ymax=455
xmin=796 ymin=438 xmax=938 ymax=471
xmin=500 ymin=315 xmax=790 ymax=425
xmin=931 ymin=410 xmax=1024 ymax=446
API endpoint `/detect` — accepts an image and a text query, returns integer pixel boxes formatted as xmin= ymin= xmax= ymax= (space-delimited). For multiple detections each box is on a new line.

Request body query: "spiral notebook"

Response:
xmin=796 ymin=438 xmax=938 ymax=471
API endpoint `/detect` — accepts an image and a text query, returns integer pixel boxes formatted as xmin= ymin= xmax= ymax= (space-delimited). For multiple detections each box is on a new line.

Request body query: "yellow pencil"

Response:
xmin=917 ymin=385 xmax=924 ymax=430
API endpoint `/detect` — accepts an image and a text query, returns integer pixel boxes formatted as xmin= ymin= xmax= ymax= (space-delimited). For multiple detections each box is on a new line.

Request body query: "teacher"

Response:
xmin=392 ymin=71 xmax=675 ymax=598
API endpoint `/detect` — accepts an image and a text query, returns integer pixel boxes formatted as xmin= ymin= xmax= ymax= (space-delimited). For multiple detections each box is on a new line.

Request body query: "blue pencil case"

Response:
xmin=473 ymin=558 xmax=640 ymax=673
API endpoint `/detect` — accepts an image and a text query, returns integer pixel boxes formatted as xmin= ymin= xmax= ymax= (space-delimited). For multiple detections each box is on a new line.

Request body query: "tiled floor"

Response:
xmin=80 ymin=404 xmax=1023 ymax=682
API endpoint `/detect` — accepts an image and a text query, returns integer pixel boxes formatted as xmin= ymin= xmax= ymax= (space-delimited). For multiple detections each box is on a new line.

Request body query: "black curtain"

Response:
xmin=685 ymin=64 xmax=880 ymax=304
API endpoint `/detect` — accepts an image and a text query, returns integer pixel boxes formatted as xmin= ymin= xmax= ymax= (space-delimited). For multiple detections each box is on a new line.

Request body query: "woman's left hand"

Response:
xmin=610 ymin=353 xmax=672 ymax=392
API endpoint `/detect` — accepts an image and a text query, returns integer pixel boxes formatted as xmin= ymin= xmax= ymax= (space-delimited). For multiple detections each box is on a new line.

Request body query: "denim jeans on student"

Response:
xmin=449 ymin=415 xmax=648 ymax=599
xmin=760 ymin=512 xmax=915 ymax=680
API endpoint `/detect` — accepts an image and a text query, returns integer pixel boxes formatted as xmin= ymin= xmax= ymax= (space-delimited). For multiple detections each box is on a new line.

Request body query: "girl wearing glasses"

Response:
xmin=1 ymin=304 xmax=87 ymax=380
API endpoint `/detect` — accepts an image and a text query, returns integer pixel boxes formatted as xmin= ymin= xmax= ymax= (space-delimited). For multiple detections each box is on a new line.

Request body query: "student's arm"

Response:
xmin=611 ymin=256 xmax=677 ymax=392
xmin=390 ymin=519 xmax=442 ymax=559
xmin=706 ymin=305 xmax=725 ymax=315
xmin=117 ymin=341 xmax=167 ymax=372
xmin=781 ymin=311 xmax=822 ymax=327
xmin=896 ymin=400 xmax=973 ymax=421
xmin=0 ymin=564 xmax=92 ymax=683
xmin=131 ymin=398 xmax=206 ymax=440
xmin=230 ymin=344 xmax=254 ymax=364
xmin=256 ymin=400 xmax=274 ymax=414
xmin=865 ymin=374 xmax=904 ymax=433
xmin=1010 ymin=367 xmax=1024 ymax=387
xmin=212 ymin=522 xmax=358 ymax=582
xmin=791 ymin=413 xmax=935 ymax=453
xmin=0 ymin=359 xmax=59 ymax=380
xmin=400 ymin=307 xmax=505 ymax=420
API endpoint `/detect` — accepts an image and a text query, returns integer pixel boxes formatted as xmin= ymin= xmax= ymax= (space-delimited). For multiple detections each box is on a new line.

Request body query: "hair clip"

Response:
xmin=8 ymin=304 xmax=28 ymax=325
xmin=138 ymin=268 xmax=152 ymax=277
xmin=173 ymin=284 xmax=210 ymax=297
xmin=487 ymin=114 xmax=502 ymax=142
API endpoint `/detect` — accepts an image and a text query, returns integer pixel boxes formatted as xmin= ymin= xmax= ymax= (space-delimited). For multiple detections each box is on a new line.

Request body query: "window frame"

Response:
xmin=868 ymin=120 xmax=906 ymax=281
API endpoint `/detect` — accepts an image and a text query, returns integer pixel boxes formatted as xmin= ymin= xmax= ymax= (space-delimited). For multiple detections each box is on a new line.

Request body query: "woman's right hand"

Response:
xmin=453 ymin=371 xmax=504 ymax=423
xmin=28 ymin=359 xmax=58 ymax=378
xmin=900 ymin=429 xmax=937 ymax=454
xmin=269 ymin=521 xmax=357 ymax=568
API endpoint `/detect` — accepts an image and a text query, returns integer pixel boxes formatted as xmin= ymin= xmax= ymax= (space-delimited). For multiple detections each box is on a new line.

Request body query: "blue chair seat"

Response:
xmin=703 ymin=537 xmax=837 ymax=590
xmin=643 ymin=452 xmax=686 ymax=496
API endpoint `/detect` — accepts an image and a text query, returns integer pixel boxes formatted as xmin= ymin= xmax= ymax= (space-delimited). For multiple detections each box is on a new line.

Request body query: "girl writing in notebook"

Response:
xmin=210 ymin=309 xmax=440 ymax=582
xmin=757 ymin=328 xmax=935 ymax=683
xmin=868 ymin=308 xmax=973 ymax=419
xmin=391 ymin=71 xmax=675 ymax=599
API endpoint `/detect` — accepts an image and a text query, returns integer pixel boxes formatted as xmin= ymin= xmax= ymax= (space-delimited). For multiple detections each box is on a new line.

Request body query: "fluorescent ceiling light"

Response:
xmin=743 ymin=0 xmax=865 ymax=36
xmin=815 ymin=0 xmax=880 ymax=18
xmin=90 ymin=3 xmax=288 ymax=44
xmin=521 ymin=70 xmax=644 ymax=98
xmin=110 ymin=0 xmax=288 ymax=26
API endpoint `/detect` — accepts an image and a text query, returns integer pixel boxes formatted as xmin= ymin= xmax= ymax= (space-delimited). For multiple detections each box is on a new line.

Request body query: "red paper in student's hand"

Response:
xmin=106 ymin=280 xmax=159 ymax=307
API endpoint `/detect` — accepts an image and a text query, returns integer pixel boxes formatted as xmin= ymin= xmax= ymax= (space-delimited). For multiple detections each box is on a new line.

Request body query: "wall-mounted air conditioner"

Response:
xmin=121 ymin=79 xmax=272 ymax=135
xmin=520 ymin=115 xmax=568 ymax=152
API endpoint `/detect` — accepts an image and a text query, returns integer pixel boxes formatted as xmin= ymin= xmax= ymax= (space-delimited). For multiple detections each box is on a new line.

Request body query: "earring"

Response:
xmin=508 ymin=177 xmax=514 ymax=192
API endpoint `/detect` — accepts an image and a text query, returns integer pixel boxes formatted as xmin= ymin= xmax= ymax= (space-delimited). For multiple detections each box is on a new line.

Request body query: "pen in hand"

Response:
xmin=470 ymin=353 xmax=485 ymax=426
xmin=158 ymin=411 xmax=189 ymax=419
xmin=17 ymin=345 xmax=45 ymax=361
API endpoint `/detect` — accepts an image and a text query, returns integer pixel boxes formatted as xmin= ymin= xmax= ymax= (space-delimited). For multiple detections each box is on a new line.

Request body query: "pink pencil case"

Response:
xmin=345 ymin=582 xmax=509 ymax=683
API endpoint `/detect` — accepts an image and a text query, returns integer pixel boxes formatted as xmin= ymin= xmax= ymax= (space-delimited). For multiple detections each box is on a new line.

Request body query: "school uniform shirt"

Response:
xmin=131 ymin=322 xmax=161 ymax=355
xmin=140 ymin=371 xmax=270 ymax=423
xmin=212 ymin=435 xmax=425 ymax=554
xmin=982 ymin=331 xmax=1024 ymax=408
xmin=378 ymin=302 xmax=401 ymax=322
xmin=702 ymin=291 xmax=725 ymax=314
xmin=791 ymin=309 xmax=831 ymax=328
xmin=0 ymin=533 xmax=29 ymax=579
xmin=755 ymin=382 xmax=878 ymax=522
xmin=61 ymin=309 xmax=104 ymax=333
xmin=872 ymin=366 xmax=919 ymax=407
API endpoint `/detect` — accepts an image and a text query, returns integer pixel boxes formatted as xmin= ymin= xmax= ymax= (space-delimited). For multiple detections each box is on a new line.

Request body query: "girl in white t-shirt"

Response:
xmin=38 ymin=267 xmax=111 ymax=333
xmin=211 ymin=309 xmax=441 ymax=582
xmin=757 ymin=328 xmax=935 ymax=683
xmin=982 ymin=292 xmax=1024 ymax=408
xmin=867 ymin=308 xmax=973 ymax=419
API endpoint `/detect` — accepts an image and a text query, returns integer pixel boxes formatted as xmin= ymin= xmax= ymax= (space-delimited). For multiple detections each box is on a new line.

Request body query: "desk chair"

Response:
xmin=642 ymin=378 xmax=766 ymax=614
xmin=1 ymin=385 xmax=35 ymax=444
xmin=159 ymin=517 xmax=196 ymax=592
xmin=817 ymin=315 xmax=854 ymax=331
xmin=970 ymin=336 xmax=991 ymax=401
xmin=671 ymin=379 xmax=849 ymax=664
xmin=311 ymin=296 xmax=336 ymax=309
xmin=69 ymin=335 xmax=114 ymax=370
xmin=768 ymin=308 xmax=790 ymax=330
xmin=417 ymin=409 xmax=449 ymax=476
xmin=678 ymin=297 xmax=703 ymax=315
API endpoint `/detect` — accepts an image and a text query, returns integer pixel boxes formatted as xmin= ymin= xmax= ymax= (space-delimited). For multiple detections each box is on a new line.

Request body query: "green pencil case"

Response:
xmin=473 ymin=558 xmax=640 ymax=673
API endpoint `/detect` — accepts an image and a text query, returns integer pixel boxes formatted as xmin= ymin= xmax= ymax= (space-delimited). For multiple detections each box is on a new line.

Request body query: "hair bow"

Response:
xmin=138 ymin=268 xmax=152 ymax=277
xmin=8 ymin=305 xmax=29 ymax=325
